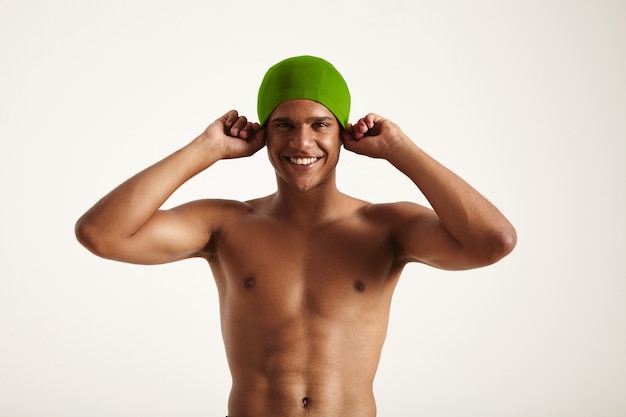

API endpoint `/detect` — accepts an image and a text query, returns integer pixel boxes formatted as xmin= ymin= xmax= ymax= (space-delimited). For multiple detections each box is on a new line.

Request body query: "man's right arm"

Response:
xmin=75 ymin=110 xmax=265 ymax=265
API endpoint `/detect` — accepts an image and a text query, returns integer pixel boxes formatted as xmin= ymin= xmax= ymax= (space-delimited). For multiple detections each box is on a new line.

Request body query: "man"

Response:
xmin=75 ymin=55 xmax=516 ymax=416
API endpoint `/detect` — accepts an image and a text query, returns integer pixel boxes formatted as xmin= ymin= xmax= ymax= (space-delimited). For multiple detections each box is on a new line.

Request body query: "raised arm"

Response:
xmin=75 ymin=111 xmax=265 ymax=265
xmin=343 ymin=114 xmax=516 ymax=270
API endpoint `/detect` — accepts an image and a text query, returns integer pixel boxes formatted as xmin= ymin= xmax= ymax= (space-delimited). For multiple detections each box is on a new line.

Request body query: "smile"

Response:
xmin=288 ymin=157 xmax=320 ymax=166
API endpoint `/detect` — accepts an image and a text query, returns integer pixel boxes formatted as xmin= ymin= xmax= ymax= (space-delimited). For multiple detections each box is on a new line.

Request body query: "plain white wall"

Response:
xmin=1 ymin=0 xmax=625 ymax=416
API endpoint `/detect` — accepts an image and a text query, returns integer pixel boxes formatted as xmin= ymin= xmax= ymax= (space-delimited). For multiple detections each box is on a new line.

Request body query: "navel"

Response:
xmin=354 ymin=280 xmax=366 ymax=293
xmin=244 ymin=277 xmax=256 ymax=289
xmin=302 ymin=396 xmax=310 ymax=408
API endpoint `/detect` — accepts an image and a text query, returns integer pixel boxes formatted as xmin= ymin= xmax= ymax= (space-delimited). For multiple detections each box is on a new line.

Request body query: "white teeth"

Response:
xmin=289 ymin=157 xmax=318 ymax=165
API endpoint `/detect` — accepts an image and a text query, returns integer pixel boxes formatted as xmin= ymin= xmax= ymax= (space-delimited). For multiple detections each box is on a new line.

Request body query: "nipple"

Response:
xmin=354 ymin=280 xmax=366 ymax=292
xmin=244 ymin=277 xmax=256 ymax=289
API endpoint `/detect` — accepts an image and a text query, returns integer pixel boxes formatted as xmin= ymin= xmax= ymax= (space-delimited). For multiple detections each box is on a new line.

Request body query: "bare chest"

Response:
xmin=209 ymin=214 xmax=400 ymax=315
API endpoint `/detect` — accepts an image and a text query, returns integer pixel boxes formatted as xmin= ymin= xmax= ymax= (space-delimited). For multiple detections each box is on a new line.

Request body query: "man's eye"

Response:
xmin=313 ymin=122 xmax=328 ymax=128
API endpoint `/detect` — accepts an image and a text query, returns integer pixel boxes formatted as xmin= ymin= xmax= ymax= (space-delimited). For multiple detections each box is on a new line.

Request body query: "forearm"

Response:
xmin=75 ymin=134 xmax=219 ymax=247
xmin=388 ymin=137 xmax=516 ymax=257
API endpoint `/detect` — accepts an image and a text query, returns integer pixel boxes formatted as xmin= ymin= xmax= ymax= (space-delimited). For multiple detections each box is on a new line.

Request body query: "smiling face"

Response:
xmin=265 ymin=99 xmax=342 ymax=193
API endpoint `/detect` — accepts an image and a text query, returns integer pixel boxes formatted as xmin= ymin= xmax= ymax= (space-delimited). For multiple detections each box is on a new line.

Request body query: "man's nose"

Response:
xmin=290 ymin=127 xmax=315 ymax=149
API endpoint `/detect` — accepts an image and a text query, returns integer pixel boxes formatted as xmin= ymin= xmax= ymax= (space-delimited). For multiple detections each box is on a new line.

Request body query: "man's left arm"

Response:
xmin=343 ymin=114 xmax=517 ymax=270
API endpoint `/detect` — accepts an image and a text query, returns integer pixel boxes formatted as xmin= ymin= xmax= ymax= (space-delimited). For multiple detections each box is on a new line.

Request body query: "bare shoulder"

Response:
xmin=172 ymin=198 xmax=255 ymax=230
xmin=361 ymin=200 xmax=434 ymax=224
xmin=176 ymin=195 xmax=283 ymax=236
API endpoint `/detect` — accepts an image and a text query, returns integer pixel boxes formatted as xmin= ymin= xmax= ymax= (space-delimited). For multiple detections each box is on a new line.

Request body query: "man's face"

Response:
xmin=264 ymin=99 xmax=342 ymax=192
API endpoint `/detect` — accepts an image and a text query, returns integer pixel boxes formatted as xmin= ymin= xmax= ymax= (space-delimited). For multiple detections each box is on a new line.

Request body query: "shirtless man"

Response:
xmin=75 ymin=56 xmax=516 ymax=416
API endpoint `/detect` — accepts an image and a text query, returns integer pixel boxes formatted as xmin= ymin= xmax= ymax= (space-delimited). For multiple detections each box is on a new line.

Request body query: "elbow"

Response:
xmin=483 ymin=223 xmax=517 ymax=265
xmin=461 ymin=222 xmax=517 ymax=269
xmin=75 ymin=217 xmax=113 ymax=259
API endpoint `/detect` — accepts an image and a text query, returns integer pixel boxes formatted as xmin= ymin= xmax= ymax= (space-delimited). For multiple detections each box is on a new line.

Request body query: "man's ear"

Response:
xmin=255 ymin=125 xmax=266 ymax=141
xmin=341 ymin=125 xmax=355 ymax=145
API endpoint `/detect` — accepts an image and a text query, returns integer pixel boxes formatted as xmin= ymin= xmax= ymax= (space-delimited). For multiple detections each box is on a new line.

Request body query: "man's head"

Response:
xmin=257 ymin=56 xmax=351 ymax=129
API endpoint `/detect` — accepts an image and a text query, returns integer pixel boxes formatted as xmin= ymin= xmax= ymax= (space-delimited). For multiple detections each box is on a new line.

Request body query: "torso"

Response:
xmin=205 ymin=194 xmax=404 ymax=417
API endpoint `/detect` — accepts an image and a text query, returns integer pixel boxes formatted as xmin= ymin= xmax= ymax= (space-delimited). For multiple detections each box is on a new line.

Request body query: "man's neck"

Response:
xmin=269 ymin=180 xmax=348 ymax=226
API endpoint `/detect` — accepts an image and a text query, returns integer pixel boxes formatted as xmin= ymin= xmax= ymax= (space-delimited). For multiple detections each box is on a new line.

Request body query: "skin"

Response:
xmin=76 ymin=99 xmax=516 ymax=416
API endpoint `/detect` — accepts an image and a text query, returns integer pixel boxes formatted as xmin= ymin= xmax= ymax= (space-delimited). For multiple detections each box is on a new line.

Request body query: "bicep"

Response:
xmin=118 ymin=208 xmax=207 ymax=264
xmin=390 ymin=203 xmax=478 ymax=270
xmin=106 ymin=200 xmax=232 ymax=265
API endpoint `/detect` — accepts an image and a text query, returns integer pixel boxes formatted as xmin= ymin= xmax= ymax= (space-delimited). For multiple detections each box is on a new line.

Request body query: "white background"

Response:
xmin=1 ymin=0 xmax=625 ymax=416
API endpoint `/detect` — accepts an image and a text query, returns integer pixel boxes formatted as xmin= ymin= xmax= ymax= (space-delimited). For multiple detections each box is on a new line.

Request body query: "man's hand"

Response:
xmin=342 ymin=113 xmax=408 ymax=160
xmin=202 ymin=110 xmax=266 ymax=159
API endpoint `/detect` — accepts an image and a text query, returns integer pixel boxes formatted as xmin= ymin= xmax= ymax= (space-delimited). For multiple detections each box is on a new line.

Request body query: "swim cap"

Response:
xmin=257 ymin=55 xmax=351 ymax=128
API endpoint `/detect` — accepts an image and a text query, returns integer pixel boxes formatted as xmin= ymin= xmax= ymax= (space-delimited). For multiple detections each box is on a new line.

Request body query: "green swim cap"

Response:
xmin=257 ymin=55 xmax=351 ymax=128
